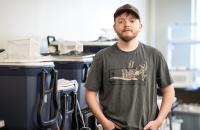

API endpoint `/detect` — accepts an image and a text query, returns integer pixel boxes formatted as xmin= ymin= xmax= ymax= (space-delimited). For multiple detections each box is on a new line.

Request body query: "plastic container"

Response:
xmin=0 ymin=62 xmax=54 ymax=130
xmin=174 ymin=111 xmax=200 ymax=130
xmin=54 ymin=60 xmax=91 ymax=109
xmin=58 ymin=82 xmax=78 ymax=130
xmin=82 ymin=41 xmax=115 ymax=53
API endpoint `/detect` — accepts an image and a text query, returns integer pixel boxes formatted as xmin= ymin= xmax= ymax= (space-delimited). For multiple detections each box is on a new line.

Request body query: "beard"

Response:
xmin=116 ymin=31 xmax=138 ymax=42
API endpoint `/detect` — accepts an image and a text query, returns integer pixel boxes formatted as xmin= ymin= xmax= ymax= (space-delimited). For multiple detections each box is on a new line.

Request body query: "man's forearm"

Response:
xmin=156 ymin=84 xmax=175 ymax=123
xmin=85 ymin=89 xmax=121 ymax=130
xmin=85 ymin=89 xmax=108 ymax=125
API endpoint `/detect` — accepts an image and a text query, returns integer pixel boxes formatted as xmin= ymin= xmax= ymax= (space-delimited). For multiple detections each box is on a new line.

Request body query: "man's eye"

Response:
xmin=130 ymin=20 xmax=135 ymax=23
xmin=118 ymin=20 xmax=123 ymax=24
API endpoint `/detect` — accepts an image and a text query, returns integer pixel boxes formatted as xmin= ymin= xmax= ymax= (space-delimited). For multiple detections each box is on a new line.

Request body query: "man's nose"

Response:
xmin=124 ymin=20 xmax=131 ymax=26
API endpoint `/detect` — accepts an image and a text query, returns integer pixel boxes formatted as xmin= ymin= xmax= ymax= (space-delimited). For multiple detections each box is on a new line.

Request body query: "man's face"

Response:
xmin=113 ymin=12 xmax=142 ymax=42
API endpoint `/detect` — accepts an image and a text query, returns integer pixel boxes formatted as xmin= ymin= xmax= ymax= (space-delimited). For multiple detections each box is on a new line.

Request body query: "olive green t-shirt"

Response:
xmin=85 ymin=43 xmax=173 ymax=130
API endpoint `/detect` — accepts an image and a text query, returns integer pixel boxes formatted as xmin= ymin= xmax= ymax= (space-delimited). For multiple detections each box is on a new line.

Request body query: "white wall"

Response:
xmin=150 ymin=0 xmax=192 ymax=57
xmin=0 ymin=0 xmax=148 ymax=52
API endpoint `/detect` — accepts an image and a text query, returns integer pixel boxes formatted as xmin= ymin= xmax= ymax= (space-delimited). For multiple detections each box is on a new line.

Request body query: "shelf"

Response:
xmin=169 ymin=40 xmax=200 ymax=45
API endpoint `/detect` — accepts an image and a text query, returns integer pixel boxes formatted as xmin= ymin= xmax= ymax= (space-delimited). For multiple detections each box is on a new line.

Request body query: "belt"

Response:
xmin=113 ymin=128 xmax=148 ymax=130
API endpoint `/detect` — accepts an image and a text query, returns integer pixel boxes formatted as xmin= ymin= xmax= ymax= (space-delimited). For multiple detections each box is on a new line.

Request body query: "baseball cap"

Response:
xmin=114 ymin=4 xmax=140 ymax=20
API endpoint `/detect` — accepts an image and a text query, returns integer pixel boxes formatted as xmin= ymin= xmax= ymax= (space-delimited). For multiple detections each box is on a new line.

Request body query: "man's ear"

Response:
xmin=140 ymin=23 xmax=143 ymax=30
xmin=138 ymin=23 xmax=143 ymax=32
xmin=113 ymin=23 xmax=116 ymax=32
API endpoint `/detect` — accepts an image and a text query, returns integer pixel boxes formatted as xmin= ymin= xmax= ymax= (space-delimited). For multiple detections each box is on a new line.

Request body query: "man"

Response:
xmin=85 ymin=4 xmax=175 ymax=130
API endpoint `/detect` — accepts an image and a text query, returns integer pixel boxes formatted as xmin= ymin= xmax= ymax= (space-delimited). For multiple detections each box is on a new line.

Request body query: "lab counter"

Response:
xmin=174 ymin=109 xmax=200 ymax=130
xmin=173 ymin=88 xmax=200 ymax=130
xmin=175 ymin=88 xmax=200 ymax=104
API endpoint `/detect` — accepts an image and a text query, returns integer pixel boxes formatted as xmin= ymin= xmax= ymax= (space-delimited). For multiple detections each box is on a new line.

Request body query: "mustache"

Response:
xmin=122 ymin=29 xmax=132 ymax=32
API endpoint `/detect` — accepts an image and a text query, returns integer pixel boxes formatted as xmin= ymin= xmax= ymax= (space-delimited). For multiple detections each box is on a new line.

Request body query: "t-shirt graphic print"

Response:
xmin=109 ymin=60 xmax=147 ymax=85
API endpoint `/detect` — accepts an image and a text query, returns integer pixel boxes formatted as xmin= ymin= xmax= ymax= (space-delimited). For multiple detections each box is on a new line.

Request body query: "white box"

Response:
xmin=58 ymin=41 xmax=83 ymax=55
xmin=7 ymin=38 xmax=41 ymax=60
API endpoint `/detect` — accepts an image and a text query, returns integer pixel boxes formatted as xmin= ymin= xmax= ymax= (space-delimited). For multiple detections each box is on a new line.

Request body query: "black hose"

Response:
xmin=60 ymin=94 xmax=67 ymax=130
xmin=37 ymin=69 xmax=49 ymax=129
xmin=72 ymin=93 xmax=79 ymax=130
xmin=37 ymin=69 xmax=60 ymax=129
xmin=60 ymin=91 xmax=78 ymax=130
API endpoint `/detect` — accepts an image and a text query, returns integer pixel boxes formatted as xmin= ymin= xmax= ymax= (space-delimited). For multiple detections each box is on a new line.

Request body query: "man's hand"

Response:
xmin=101 ymin=119 xmax=121 ymax=130
xmin=85 ymin=89 xmax=121 ymax=130
xmin=144 ymin=85 xmax=174 ymax=130
xmin=143 ymin=119 xmax=162 ymax=130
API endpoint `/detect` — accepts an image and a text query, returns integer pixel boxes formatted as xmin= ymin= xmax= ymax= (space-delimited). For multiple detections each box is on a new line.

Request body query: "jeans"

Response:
xmin=112 ymin=128 xmax=127 ymax=130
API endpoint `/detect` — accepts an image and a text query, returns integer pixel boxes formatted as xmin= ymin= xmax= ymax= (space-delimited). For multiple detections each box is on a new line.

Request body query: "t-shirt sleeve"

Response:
xmin=85 ymin=53 xmax=103 ymax=91
xmin=156 ymin=51 xmax=173 ymax=88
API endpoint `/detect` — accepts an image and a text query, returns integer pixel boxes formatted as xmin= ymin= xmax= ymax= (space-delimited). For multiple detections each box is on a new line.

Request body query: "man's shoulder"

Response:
xmin=95 ymin=44 xmax=115 ymax=55
xmin=140 ymin=43 xmax=157 ymax=51
xmin=140 ymin=42 xmax=162 ymax=55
